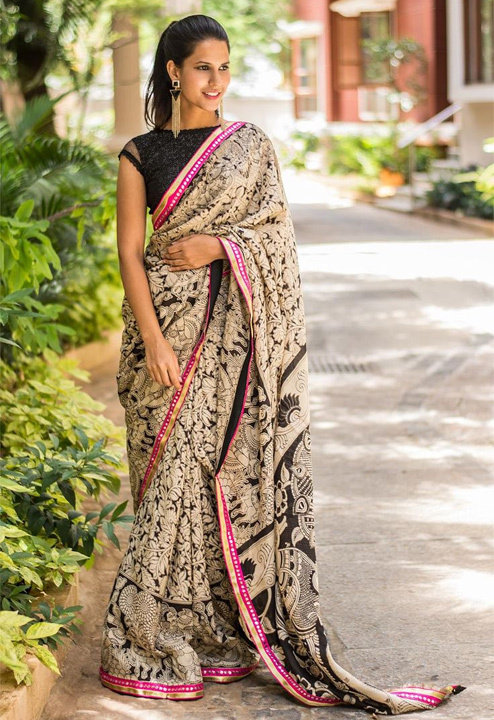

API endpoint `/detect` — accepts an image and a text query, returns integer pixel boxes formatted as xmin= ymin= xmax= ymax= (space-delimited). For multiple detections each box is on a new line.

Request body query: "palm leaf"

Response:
xmin=8 ymin=92 xmax=73 ymax=144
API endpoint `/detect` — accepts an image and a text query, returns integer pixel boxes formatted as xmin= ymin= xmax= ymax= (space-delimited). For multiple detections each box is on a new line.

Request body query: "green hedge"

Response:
xmin=0 ymin=95 xmax=130 ymax=685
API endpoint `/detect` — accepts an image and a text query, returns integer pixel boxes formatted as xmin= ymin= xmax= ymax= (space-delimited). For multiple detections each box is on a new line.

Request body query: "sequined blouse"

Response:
xmin=118 ymin=125 xmax=221 ymax=215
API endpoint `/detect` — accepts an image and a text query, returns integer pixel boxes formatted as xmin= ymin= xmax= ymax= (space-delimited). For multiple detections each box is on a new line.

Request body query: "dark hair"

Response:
xmin=144 ymin=14 xmax=230 ymax=130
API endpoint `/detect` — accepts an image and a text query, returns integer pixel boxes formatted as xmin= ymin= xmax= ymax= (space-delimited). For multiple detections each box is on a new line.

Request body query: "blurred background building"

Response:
xmin=1 ymin=0 xmax=492 ymax=165
xmin=287 ymin=0 xmax=448 ymax=124
xmin=285 ymin=0 xmax=492 ymax=166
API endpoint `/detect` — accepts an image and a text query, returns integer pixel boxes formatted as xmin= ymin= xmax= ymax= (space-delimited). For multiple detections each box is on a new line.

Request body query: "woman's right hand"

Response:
xmin=144 ymin=335 xmax=183 ymax=391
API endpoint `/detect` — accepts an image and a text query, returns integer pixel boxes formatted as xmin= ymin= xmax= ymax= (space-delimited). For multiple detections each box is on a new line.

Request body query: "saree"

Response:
xmin=100 ymin=121 xmax=465 ymax=714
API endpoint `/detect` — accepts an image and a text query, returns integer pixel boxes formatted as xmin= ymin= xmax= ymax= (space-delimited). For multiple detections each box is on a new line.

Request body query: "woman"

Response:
xmin=99 ymin=14 xmax=464 ymax=715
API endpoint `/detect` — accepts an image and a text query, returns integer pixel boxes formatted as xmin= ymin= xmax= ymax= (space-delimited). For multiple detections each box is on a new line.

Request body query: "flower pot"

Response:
xmin=379 ymin=168 xmax=405 ymax=186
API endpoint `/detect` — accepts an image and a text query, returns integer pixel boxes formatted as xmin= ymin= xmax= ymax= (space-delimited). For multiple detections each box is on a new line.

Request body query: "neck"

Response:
xmin=167 ymin=104 xmax=219 ymax=131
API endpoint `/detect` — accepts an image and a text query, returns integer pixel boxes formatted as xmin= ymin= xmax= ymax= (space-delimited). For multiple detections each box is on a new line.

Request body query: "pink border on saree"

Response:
xmin=201 ymin=662 xmax=259 ymax=682
xmin=152 ymin=121 xmax=246 ymax=230
xmin=213 ymin=236 xmax=339 ymax=707
xmin=99 ymin=666 xmax=203 ymax=700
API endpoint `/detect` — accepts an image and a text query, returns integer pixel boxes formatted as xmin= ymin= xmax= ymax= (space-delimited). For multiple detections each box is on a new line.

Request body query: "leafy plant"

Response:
xmin=0 ymin=60 xmax=126 ymax=692
xmin=0 ymin=352 xmax=130 ymax=685
xmin=0 ymin=95 xmax=122 ymax=354
xmin=0 ymin=352 xmax=123 ymax=454
xmin=0 ymin=610 xmax=61 ymax=685
xmin=0 ymin=201 xmax=74 ymax=356
xmin=426 ymin=165 xmax=494 ymax=219
xmin=279 ymin=131 xmax=320 ymax=170
xmin=29 ymin=603 xmax=82 ymax=649
xmin=455 ymin=163 xmax=494 ymax=206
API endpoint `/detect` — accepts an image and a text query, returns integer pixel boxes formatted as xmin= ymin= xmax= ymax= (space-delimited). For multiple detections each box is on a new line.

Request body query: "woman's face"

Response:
xmin=167 ymin=39 xmax=231 ymax=118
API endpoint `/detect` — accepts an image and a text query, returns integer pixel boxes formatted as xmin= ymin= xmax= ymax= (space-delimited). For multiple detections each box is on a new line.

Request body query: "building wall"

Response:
xmin=330 ymin=13 xmax=360 ymax=122
xmin=459 ymin=103 xmax=494 ymax=166
xmin=293 ymin=0 xmax=448 ymax=123
xmin=447 ymin=0 xmax=494 ymax=166
xmin=396 ymin=0 xmax=448 ymax=121
xmin=293 ymin=0 xmax=333 ymax=119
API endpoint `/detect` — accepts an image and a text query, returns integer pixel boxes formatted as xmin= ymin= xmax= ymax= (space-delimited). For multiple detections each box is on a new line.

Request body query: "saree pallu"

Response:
xmin=100 ymin=121 xmax=464 ymax=714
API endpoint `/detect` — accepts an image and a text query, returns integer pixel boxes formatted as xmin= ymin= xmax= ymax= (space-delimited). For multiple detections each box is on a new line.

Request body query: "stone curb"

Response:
xmin=0 ymin=577 xmax=79 ymax=720
xmin=413 ymin=206 xmax=494 ymax=235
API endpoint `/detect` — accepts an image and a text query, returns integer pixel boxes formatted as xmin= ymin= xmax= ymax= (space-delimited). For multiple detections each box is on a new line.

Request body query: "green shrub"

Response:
xmin=426 ymin=164 xmax=494 ymax=220
xmin=0 ymin=355 xmax=130 ymax=685
xmin=0 ymin=352 xmax=122 ymax=454
xmin=0 ymin=87 xmax=127 ymax=690
xmin=0 ymin=201 xmax=74 ymax=356
xmin=279 ymin=130 xmax=321 ymax=170
xmin=331 ymin=134 xmax=391 ymax=177
xmin=281 ymin=129 xmax=441 ymax=180
xmin=326 ymin=134 xmax=440 ymax=179
xmin=0 ymin=95 xmax=122 ymax=352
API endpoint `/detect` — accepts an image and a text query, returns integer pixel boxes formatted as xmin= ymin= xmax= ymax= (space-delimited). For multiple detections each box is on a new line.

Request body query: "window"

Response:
xmin=294 ymin=37 xmax=318 ymax=114
xmin=360 ymin=11 xmax=392 ymax=84
xmin=335 ymin=16 xmax=361 ymax=89
xmin=464 ymin=0 xmax=494 ymax=83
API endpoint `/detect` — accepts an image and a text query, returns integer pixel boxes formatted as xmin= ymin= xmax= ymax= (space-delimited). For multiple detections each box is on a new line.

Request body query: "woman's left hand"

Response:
xmin=163 ymin=234 xmax=227 ymax=271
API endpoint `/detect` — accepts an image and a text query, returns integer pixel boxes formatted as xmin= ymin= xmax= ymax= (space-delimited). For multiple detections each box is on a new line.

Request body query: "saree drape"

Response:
xmin=100 ymin=121 xmax=464 ymax=714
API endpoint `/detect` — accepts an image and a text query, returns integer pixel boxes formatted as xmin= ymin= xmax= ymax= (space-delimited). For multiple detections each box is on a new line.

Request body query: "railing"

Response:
xmin=397 ymin=101 xmax=463 ymax=149
xmin=397 ymin=102 xmax=462 ymax=209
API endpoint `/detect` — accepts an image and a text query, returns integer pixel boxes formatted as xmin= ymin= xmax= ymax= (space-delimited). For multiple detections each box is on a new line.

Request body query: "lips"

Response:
xmin=203 ymin=91 xmax=221 ymax=98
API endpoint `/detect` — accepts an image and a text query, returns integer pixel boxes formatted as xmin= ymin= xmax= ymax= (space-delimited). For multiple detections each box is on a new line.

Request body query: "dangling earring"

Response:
xmin=170 ymin=79 xmax=181 ymax=138
xmin=219 ymin=96 xmax=225 ymax=131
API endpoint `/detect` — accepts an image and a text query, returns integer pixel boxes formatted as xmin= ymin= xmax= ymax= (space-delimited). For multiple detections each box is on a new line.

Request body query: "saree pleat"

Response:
xmin=100 ymin=122 xmax=464 ymax=713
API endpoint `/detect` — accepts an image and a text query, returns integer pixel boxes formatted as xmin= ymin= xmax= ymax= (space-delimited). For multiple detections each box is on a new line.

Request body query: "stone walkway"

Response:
xmin=41 ymin=172 xmax=493 ymax=720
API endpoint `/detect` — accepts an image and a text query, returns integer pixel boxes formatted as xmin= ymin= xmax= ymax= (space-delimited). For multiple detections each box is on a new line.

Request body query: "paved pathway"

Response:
xmin=41 ymin=171 xmax=493 ymax=720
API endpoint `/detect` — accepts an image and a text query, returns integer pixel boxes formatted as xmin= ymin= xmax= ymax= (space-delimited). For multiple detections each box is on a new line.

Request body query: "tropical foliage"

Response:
xmin=0 ymin=94 xmax=122 ymax=358
xmin=0 ymin=352 xmax=130 ymax=683
xmin=0 ymin=94 xmax=128 ymax=685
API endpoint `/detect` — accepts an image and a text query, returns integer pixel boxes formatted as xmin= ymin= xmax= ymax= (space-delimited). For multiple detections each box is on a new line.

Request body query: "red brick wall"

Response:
xmin=294 ymin=0 xmax=334 ymax=119
xmin=293 ymin=0 xmax=448 ymax=123
xmin=396 ymin=0 xmax=448 ymax=121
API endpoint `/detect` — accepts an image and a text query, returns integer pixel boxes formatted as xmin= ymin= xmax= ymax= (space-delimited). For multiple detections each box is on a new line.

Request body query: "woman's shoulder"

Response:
xmin=236 ymin=121 xmax=270 ymax=140
xmin=121 ymin=130 xmax=157 ymax=152
xmin=119 ymin=130 xmax=165 ymax=173
xmin=234 ymin=122 xmax=276 ymax=155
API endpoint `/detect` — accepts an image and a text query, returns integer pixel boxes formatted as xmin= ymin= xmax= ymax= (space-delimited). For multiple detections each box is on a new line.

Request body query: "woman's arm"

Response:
xmin=117 ymin=157 xmax=182 ymax=391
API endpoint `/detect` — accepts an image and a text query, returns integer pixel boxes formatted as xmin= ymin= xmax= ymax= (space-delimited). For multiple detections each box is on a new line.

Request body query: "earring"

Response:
xmin=219 ymin=96 xmax=225 ymax=131
xmin=170 ymin=79 xmax=181 ymax=138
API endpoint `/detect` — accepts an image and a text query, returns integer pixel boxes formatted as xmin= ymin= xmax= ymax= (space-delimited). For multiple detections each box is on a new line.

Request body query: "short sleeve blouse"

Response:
xmin=118 ymin=125 xmax=221 ymax=215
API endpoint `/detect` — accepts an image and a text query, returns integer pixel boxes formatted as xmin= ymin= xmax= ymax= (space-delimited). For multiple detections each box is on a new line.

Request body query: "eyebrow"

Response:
xmin=194 ymin=60 xmax=230 ymax=64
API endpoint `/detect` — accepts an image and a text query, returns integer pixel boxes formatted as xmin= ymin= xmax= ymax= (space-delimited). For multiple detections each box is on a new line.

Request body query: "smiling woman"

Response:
xmin=99 ymin=12 xmax=465 ymax=715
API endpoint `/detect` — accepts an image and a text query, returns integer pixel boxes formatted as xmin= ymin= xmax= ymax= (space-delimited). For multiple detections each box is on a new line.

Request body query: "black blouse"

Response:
xmin=118 ymin=126 xmax=221 ymax=215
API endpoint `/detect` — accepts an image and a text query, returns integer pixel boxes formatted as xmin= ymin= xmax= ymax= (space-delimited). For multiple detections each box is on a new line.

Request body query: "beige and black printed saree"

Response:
xmin=100 ymin=121 xmax=464 ymax=714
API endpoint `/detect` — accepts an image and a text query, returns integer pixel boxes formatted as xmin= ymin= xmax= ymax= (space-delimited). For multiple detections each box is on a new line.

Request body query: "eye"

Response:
xmin=197 ymin=65 xmax=229 ymax=71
